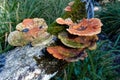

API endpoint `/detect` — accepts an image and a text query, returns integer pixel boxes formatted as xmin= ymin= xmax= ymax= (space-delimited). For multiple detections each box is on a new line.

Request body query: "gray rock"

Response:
xmin=0 ymin=36 xmax=58 ymax=80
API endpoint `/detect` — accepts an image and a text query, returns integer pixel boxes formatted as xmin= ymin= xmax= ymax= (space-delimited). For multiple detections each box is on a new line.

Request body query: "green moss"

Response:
xmin=33 ymin=50 xmax=68 ymax=74
xmin=62 ymin=0 xmax=86 ymax=22
xmin=47 ymin=0 xmax=86 ymax=35
xmin=47 ymin=22 xmax=67 ymax=35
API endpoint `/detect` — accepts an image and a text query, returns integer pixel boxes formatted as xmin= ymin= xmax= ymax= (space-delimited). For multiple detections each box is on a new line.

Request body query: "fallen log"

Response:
xmin=0 ymin=36 xmax=62 ymax=80
xmin=0 ymin=0 xmax=86 ymax=80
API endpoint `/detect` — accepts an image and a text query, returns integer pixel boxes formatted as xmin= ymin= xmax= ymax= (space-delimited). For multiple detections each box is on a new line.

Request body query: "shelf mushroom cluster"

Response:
xmin=8 ymin=18 xmax=52 ymax=46
xmin=47 ymin=17 xmax=102 ymax=62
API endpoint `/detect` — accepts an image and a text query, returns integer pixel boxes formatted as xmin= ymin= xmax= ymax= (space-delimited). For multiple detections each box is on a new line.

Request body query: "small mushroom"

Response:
xmin=56 ymin=18 xmax=73 ymax=26
xmin=64 ymin=6 xmax=72 ymax=12
xmin=58 ymin=32 xmax=98 ymax=49
xmin=64 ymin=1 xmax=74 ymax=12
xmin=56 ymin=18 xmax=66 ymax=25
xmin=47 ymin=45 xmax=87 ymax=62
xmin=67 ymin=18 xmax=103 ymax=36
xmin=68 ymin=1 xmax=74 ymax=6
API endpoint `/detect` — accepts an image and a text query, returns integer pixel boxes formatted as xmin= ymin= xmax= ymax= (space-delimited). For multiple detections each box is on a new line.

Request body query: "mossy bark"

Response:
xmin=47 ymin=0 xmax=86 ymax=35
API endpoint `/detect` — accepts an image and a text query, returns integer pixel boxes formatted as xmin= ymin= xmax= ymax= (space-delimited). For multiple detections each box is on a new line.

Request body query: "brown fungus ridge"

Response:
xmin=67 ymin=18 xmax=103 ymax=36
xmin=58 ymin=32 xmax=98 ymax=50
xmin=65 ymin=50 xmax=88 ymax=62
xmin=47 ymin=45 xmax=87 ymax=62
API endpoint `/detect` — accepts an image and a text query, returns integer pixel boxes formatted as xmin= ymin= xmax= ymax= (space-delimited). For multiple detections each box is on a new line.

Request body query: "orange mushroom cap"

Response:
xmin=22 ymin=19 xmax=34 ymax=29
xmin=67 ymin=18 xmax=103 ymax=36
xmin=25 ymin=27 xmax=40 ymax=38
xmin=47 ymin=46 xmax=64 ymax=59
xmin=56 ymin=18 xmax=66 ymax=25
xmin=47 ymin=45 xmax=87 ymax=62
xmin=16 ymin=18 xmax=48 ymax=31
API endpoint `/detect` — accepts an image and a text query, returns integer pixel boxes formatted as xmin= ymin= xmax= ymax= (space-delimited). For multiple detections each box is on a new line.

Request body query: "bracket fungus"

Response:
xmin=47 ymin=45 xmax=87 ymax=62
xmin=7 ymin=0 xmax=102 ymax=63
xmin=56 ymin=18 xmax=102 ymax=36
xmin=67 ymin=18 xmax=103 ymax=36
xmin=58 ymin=32 xmax=85 ymax=48
xmin=8 ymin=31 xmax=33 ymax=46
xmin=58 ymin=32 xmax=98 ymax=49
xmin=8 ymin=18 xmax=52 ymax=46
xmin=50 ymin=17 xmax=103 ymax=62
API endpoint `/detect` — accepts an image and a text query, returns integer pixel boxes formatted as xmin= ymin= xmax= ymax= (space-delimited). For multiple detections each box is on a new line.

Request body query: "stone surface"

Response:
xmin=0 ymin=36 xmax=58 ymax=80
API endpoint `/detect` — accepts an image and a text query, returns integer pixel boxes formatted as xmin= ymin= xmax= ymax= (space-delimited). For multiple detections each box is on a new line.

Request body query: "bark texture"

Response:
xmin=0 ymin=36 xmax=61 ymax=80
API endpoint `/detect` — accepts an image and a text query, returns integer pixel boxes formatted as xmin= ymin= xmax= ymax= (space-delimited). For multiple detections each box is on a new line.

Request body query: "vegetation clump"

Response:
xmin=0 ymin=0 xmax=119 ymax=80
